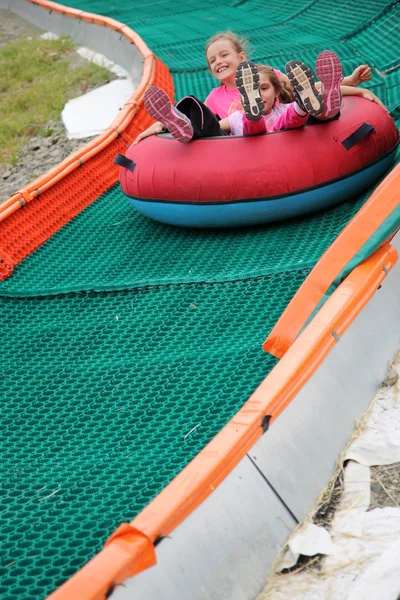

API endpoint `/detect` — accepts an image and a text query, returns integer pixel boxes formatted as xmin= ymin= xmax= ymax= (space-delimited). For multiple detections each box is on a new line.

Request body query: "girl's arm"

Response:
xmin=133 ymin=121 xmax=164 ymax=144
xmin=340 ymin=85 xmax=388 ymax=111
xmin=315 ymin=65 xmax=371 ymax=93
xmin=342 ymin=64 xmax=371 ymax=87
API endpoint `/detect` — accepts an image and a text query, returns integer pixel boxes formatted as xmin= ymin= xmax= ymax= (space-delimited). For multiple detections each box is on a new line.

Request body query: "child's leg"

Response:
xmin=242 ymin=113 xmax=267 ymax=136
xmin=144 ymin=86 xmax=194 ymax=143
xmin=235 ymin=60 xmax=264 ymax=121
xmin=175 ymin=96 xmax=227 ymax=138
xmin=285 ymin=60 xmax=325 ymax=117
xmin=235 ymin=60 xmax=266 ymax=136
xmin=272 ymin=103 xmax=308 ymax=131
xmin=315 ymin=50 xmax=343 ymax=120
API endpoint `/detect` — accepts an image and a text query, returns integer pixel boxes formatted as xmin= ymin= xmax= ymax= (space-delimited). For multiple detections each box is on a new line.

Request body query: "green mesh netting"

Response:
xmin=0 ymin=187 xmax=371 ymax=297
xmin=1 ymin=2 xmax=400 ymax=599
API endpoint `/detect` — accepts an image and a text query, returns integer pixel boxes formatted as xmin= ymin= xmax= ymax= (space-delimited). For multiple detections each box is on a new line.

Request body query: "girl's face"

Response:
xmin=259 ymin=72 xmax=279 ymax=114
xmin=206 ymin=39 xmax=246 ymax=87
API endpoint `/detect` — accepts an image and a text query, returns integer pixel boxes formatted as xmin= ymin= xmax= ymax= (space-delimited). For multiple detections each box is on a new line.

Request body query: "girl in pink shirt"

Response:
xmin=135 ymin=31 xmax=376 ymax=144
xmin=136 ymin=32 xmax=291 ymax=143
xmin=204 ymin=31 xmax=288 ymax=119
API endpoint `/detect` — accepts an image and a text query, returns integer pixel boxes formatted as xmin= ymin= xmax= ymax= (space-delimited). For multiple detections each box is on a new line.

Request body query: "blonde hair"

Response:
xmin=205 ymin=30 xmax=249 ymax=64
xmin=256 ymin=64 xmax=294 ymax=104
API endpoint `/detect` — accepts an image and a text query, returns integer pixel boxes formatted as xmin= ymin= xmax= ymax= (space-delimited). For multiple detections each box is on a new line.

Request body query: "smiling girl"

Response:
xmin=204 ymin=31 xmax=371 ymax=119
xmin=204 ymin=32 xmax=288 ymax=118
xmin=135 ymin=31 xmax=379 ymax=144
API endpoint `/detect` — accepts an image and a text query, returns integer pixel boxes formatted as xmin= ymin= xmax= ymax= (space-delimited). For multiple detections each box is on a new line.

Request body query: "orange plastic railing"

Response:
xmin=263 ymin=162 xmax=400 ymax=358
xmin=0 ymin=0 xmax=174 ymax=279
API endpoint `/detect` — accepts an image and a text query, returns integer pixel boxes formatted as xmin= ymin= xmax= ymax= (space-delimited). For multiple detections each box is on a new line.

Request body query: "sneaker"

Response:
xmin=285 ymin=60 xmax=325 ymax=117
xmin=235 ymin=60 xmax=264 ymax=121
xmin=315 ymin=50 xmax=343 ymax=120
xmin=144 ymin=86 xmax=194 ymax=143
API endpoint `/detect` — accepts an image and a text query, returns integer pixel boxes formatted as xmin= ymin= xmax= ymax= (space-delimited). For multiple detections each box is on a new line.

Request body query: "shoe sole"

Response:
xmin=286 ymin=60 xmax=325 ymax=117
xmin=235 ymin=61 xmax=264 ymax=121
xmin=144 ymin=87 xmax=193 ymax=143
xmin=315 ymin=50 xmax=342 ymax=120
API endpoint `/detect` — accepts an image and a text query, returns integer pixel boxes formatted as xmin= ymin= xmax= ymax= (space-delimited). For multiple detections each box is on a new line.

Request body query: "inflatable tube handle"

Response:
xmin=114 ymin=153 xmax=136 ymax=172
xmin=341 ymin=123 xmax=376 ymax=151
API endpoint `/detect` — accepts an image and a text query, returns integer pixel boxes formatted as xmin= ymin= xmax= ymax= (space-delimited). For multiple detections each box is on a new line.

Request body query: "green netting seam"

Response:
xmin=341 ymin=1 xmax=399 ymax=41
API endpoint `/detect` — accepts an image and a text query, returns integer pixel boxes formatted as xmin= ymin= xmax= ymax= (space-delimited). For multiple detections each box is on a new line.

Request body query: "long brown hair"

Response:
xmin=256 ymin=64 xmax=294 ymax=104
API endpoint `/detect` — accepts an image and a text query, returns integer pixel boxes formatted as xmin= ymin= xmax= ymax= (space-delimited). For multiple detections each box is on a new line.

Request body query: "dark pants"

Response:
xmin=175 ymin=97 xmax=340 ymax=137
xmin=307 ymin=111 xmax=341 ymax=125
xmin=175 ymin=96 xmax=227 ymax=139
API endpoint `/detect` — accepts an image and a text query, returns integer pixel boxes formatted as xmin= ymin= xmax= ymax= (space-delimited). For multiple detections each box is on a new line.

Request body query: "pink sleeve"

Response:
xmin=204 ymin=89 xmax=218 ymax=114
xmin=272 ymin=103 xmax=307 ymax=131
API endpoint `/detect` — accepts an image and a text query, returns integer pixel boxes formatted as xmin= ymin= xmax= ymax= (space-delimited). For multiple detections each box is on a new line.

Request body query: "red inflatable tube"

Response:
xmin=120 ymin=97 xmax=398 ymax=203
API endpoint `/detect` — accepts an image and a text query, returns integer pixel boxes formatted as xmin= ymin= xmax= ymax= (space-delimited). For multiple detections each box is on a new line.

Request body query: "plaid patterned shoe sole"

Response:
xmin=286 ymin=60 xmax=325 ymax=117
xmin=235 ymin=61 xmax=264 ymax=121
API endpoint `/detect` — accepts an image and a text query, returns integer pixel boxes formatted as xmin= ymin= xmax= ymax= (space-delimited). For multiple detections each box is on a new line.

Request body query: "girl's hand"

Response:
xmin=361 ymin=89 xmax=389 ymax=112
xmin=348 ymin=64 xmax=372 ymax=86
xmin=133 ymin=121 xmax=164 ymax=144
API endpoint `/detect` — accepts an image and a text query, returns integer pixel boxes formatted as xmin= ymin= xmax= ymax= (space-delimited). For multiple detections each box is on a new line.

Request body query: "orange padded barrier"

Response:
xmin=47 ymin=524 xmax=156 ymax=600
xmin=0 ymin=0 xmax=174 ymax=279
xmin=263 ymin=162 xmax=400 ymax=358
xmin=47 ymin=241 xmax=397 ymax=600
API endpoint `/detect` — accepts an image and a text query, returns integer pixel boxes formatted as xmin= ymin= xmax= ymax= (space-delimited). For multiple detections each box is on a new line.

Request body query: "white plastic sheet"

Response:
xmin=61 ymin=79 xmax=135 ymax=139
xmin=264 ymin=368 xmax=400 ymax=600
xmin=40 ymin=32 xmax=136 ymax=139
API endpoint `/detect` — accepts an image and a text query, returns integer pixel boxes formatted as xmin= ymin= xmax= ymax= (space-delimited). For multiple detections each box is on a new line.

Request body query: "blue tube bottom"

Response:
xmin=127 ymin=151 xmax=396 ymax=228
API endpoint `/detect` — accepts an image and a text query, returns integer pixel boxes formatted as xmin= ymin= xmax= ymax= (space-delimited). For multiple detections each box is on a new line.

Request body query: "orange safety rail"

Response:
xmin=0 ymin=0 xmax=174 ymax=280
xmin=47 ymin=240 xmax=397 ymax=600
xmin=263 ymin=162 xmax=400 ymax=358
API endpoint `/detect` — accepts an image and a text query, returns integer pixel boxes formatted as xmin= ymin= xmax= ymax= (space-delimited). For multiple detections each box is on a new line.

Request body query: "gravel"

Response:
xmin=0 ymin=120 xmax=97 ymax=201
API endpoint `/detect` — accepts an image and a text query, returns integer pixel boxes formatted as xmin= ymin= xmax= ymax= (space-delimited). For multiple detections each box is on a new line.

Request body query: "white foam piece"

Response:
xmin=39 ymin=36 xmax=129 ymax=78
xmin=61 ymin=79 xmax=135 ymax=139
xmin=77 ymin=46 xmax=130 ymax=78
xmin=280 ymin=522 xmax=340 ymax=570
xmin=40 ymin=32 xmax=59 ymax=40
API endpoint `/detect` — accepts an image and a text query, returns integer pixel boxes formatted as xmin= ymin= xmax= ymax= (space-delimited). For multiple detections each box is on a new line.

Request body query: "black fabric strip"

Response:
xmin=114 ymin=153 xmax=136 ymax=172
xmin=342 ymin=122 xmax=376 ymax=150
xmin=261 ymin=415 xmax=271 ymax=433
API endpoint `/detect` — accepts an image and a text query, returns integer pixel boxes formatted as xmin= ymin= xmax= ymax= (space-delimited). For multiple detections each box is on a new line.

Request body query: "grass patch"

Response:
xmin=0 ymin=35 xmax=111 ymax=167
